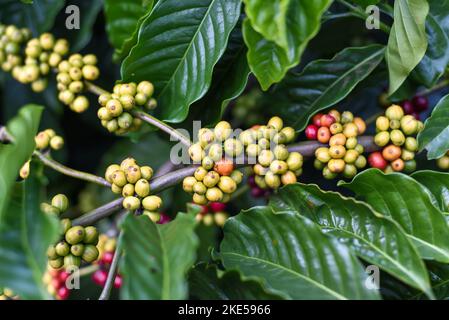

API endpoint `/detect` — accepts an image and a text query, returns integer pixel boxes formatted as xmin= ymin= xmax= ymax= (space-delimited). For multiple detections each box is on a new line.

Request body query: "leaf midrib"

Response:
xmin=222 ymin=251 xmax=348 ymax=300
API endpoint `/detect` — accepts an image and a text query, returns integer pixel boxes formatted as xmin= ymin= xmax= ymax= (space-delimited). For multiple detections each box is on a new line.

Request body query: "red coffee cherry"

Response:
xmin=368 ymin=152 xmax=388 ymax=170
xmin=305 ymin=124 xmax=318 ymax=140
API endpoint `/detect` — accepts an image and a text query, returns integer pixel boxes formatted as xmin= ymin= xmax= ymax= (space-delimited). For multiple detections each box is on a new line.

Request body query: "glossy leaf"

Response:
xmin=270 ymin=183 xmax=431 ymax=295
xmin=412 ymin=170 xmax=449 ymax=212
xmin=217 ymin=207 xmax=380 ymax=300
xmin=189 ymin=263 xmax=283 ymax=300
xmin=121 ymin=0 xmax=242 ymax=122
xmin=120 ymin=213 xmax=198 ymax=300
xmin=243 ymin=0 xmax=332 ymax=90
xmin=0 ymin=105 xmax=42 ymax=223
xmin=341 ymin=169 xmax=449 ymax=263
xmin=270 ymin=45 xmax=385 ymax=131
xmin=0 ymin=0 xmax=64 ymax=35
xmin=418 ymin=94 xmax=449 ymax=159
xmin=414 ymin=0 xmax=449 ymax=87
xmin=385 ymin=0 xmax=429 ymax=94
xmin=104 ymin=0 xmax=153 ymax=53
xmin=0 ymin=163 xmax=59 ymax=299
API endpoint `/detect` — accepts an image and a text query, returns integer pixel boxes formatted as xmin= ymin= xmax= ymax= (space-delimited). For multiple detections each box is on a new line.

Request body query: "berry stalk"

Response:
xmin=33 ymin=150 xmax=111 ymax=187
xmin=99 ymin=232 xmax=123 ymax=300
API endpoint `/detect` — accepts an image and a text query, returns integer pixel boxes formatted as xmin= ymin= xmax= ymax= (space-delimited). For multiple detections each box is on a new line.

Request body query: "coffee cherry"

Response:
xmin=64 ymin=254 xmax=81 ymax=268
xmin=224 ymin=138 xmax=243 ymax=157
xmin=183 ymin=176 xmax=197 ymax=193
xmin=317 ymin=127 xmax=331 ymax=143
xmin=214 ymin=158 xmax=234 ymax=176
xmin=142 ymin=195 xmax=162 ymax=211
xmin=58 ymin=90 xmax=74 ymax=104
xmin=47 ymin=245 xmax=59 ymax=259
xmin=206 ymin=187 xmax=223 ymax=202
xmin=329 ymin=145 xmax=346 ymax=159
xmin=400 ymin=115 xmax=418 ymax=135
xmin=144 ymin=210 xmax=161 ymax=223
xmin=323 ymin=166 xmax=338 ymax=180
xmin=281 ymin=127 xmax=296 ymax=142
xmin=330 ymin=123 xmax=343 ymax=135
xmin=82 ymin=65 xmax=99 ymax=80
xmin=281 ymin=171 xmax=297 ymax=185
xmin=188 ymin=143 xmax=204 ymax=163
xmin=258 ymin=150 xmax=275 ymax=167
xmin=71 ymin=95 xmax=89 ymax=113
xmin=401 ymin=149 xmax=415 ymax=161
xmin=35 ymin=131 xmax=50 ymax=149
xmin=402 ymin=100 xmax=414 ymax=114
xmin=126 ymin=165 xmax=142 ymax=184
xmin=329 ymin=133 xmax=346 ymax=146
xmin=341 ymin=111 xmax=354 ymax=124
xmin=203 ymin=171 xmax=220 ymax=188
xmin=218 ymin=176 xmax=237 ymax=193
xmin=344 ymin=149 xmax=359 ymax=164
xmin=51 ymin=194 xmax=69 ymax=212
xmin=368 ymin=152 xmax=388 ymax=170
xmin=49 ymin=257 xmax=64 ymax=269
xmin=61 ymin=219 xmax=72 ymax=234
xmin=121 ymin=183 xmax=135 ymax=197
xmin=354 ymin=144 xmax=364 ymax=154
xmin=111 ymin=183 xmax=122 ymax=194
xmin=315 ymin=147 xmax=331 ymax=163
xmin=70 ymin=244 xmax=85 ymax=257
xmin=374 ymin=131 xmax=390 ymax=147
xmin=193 ymin=181 xmax=207 ymax=194
xmin=437 ymin=156 xmax=449 ymax=170
xmin=214 ymin=121 xmax=232 ymax=141
xmin=328 ymin=159 xmax=345 ymax=173
xmin=264 ymin=171 xmax=281 ymax=189
xmin=328 ymin=110 xmax=341 ymax=123
xmin=389 ymin=119 xmax=401 ymax=130
xmin=258 ymin=138 xmax=270 ymax=150
xmin=270 ymin=160 xmax=288 ymax=174
xmin=312 ymin=113 xmax=323 ymax=126
xmin=135 ymin=179 xmax=150 ymax=197
xmin=382 ymin=145 xmax=402 ymax=161
xmin=137 ymin=81 xmax=154 ymax=96
xmin=253 ymin=163 xmax=269 ymax=176
xmin=50 ymin=136 xmax=64 ymax=150
xmin=230 ymin=170 xmax=243 ymax=184
xmin=320 ymin=114 xmax=336 ymax=127
xmin=391 ymin=158 xmax=405 ymax=172
xmin=343 ymin=123 xmax=358 ymax=138
xmin=390 ymin=129 xmax=405 ymax=146
xmin=106 ymin=99 xmax=123 ymax=117
xmin=412 ymin=96 xmax=428 ymax=112
xmin=353 ymin=117 xmax=366 ymax=135
xmin=193 ymin=193 xmax=208 ymax=205
xmin=342 ymin=164 xmax=357 ymax=179
xmin=403 ymin=160 xmax=417 ymax=173
xmin=386 ymin=105 xmax=404 ymax=120
xmin=65 ymin=226 xmax=85 ymax=245
xmin=83 ymin=226 xmax=99 ymax=245
xmin=305 ymin=125 xmax=318 ymax=140
xmin=404 ymin=137 xmax=418 ymax=152
xmin=273 ymin=145 xmax=289 ymax=160
xmin=92 ymin=269 xmax=107 ymax=286
xmin=314 ymin=159 xmax=325 ymax=170
xmin=111 ymin=170 xmax=127 ymax=187
xmin=267 ymin=116 xmax=283 ymax=131
xmin=123 ymin=196 xmax=141 ymax=211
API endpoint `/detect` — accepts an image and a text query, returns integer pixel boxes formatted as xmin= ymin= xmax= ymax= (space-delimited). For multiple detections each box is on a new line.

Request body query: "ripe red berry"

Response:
xmin=101 ymin=251 xmax=114 ymax=265
xmin=114 ymin=275 xmax=123 ymax=288
xmin=412 ymin=96 xmax=428 ymax=112
xmin=51 ymin=278 xmax=63 ymax=290
xmin=57 ymin=286 xmax=70 ymax=300
xmin=92 ymin=269 xmax=108 ymax=287
xmin=368 ymin=152 xmax=388 ymax=170
xmin=199 ymin=205 xmax=208 ymax=215
xmin=305 ymin=124 xmax=318 ymax=140
xmin=312 ymin=113 xmax=323 ymax=127
xmin=402 ymin=100 xmax=414 ymax=114
xmin=59 ymin=271 xmax=70 ymax=282
xmin=158 ymin=213 xmax=171 ymax=224
xmin=320 ymin=114 xmax=336 ymax=128
xmin=209 ymin=202 xmax=226 ymax=212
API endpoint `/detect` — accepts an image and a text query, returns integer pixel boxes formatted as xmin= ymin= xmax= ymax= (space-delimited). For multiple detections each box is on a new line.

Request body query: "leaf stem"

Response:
xmin=33 ymin=150 xmax=111 ymax=187
xmin=99 ymin=232 xmax=123 ymax=300
xmin=132 ymin=110 xmax=192 ymax=147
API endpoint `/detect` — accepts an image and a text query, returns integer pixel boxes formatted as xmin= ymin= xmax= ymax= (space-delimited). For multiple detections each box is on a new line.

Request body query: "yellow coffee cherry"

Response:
xmin=53 ymin=39 xmax=69 ymax=55
xmin=281 ymin=171 xmax=297 ymax=185
xmin=286 ymin=152 xmax=303 ymax=171
xmin=50 ymin=136 xmax=64 ymax=150
xmin=39 ymin=33 xmax=54 ymax=50
xmin=208 ymin=143 xmax=223 ymax=161
xmin=246 ymin=144 xmax=260 ymax=157
xmin=143 ymin=210 xmax=160 ymax=223
xmin=203 ymin=171 xmax=220 ymax=188
xmin=193 ymin=193 xmax=208 ymax=205
xmin=48 ymin=52 xmax=62 ymax=67
xmin=214 ymin=121 xmax=232 ymax=141
xmin=218 ymin=176 xmax=237 ymax=194
xmin=258 ymin=150 xmax=274 ymax=167
xmin=194 ymin=166 xmax=208 ymax=181
xmin=328 ymin=159 xmax=346 ymax=173
xmin=183 ymin=176 xmax=197 ymax=193
xmin=137 ymin=81 xmax=154 ymax=96
xmin=193 ymin=181 xmax=207 ymax=195
xmin=35 ymin=131 xmax=50 ymax=149
xmin=69 ymin=80 xmax=84 ymax=93
xmin=70 ymin=95 xmax=89 ymax=113
xmin=51 ymin=194 xmax=69 ymax=212
xmin=44 ymin=129 xmax=56 ymax=139
xmin=376 ymin=116 xmax=390 ymax=131
xmin=97 ymin=107 xmax=112 ymax=121
xmin=105 ymin=164 xmax=121 ymax=182
xmin=224 ymin=138 xmax=243 ymax=157
xmin=142 ymin=195 xmax=162 ymax=211
xmin=214 ymin=212 xmax=228 ymax=227
xmin=374 ymin=131 xmax=390 ymax=147
xmin=269 ymin=160 xmax=288 ymax=174
xmin=206 ymin=187 xmax=223 ymax=202
xmin=343 ymin=123 xmax=359 ymax=138
xmin=111 ymin=170 xmax=127 ymax=187
xmin=267 ymin=116 xmax=283 ymax=131
xmin=273 ymin=145 xmax=289 ymax=160
xmin=135 ymin=179 xmax=150 ymax=197
xmin=239 ymin=130 xmax=254 ymax=146
xmin=344 ymin=149 xmax=359 ymax=164
xmin=329 ymin=145 xmax=346 ymax=159
xmin=122 ymin=184 xmax=135 ymax=197
xmin=126 ymin=165 xmax=142 ymax=184
xmin=82 ymin=54 xmax=97 ymax=65
xmin=189 ymin=143 xmax=204 ymax=163
xmin=20 ymin=160 xmax=30 ymax=179
xmin=111 ymin=184 xmax=122 ymax=194
xmin=106 ymin=99 xmax=123 ymax=117
xmin=230 ymin=170 xmax=243 ymax=184
xmin=82 ymin=65 xmax=99 ymax=80
xmin=122 ymin=196 xmax=141 ymax=211
xmin=437 ymin=156 xmax=449 ymax=170
xmin=253 ymin=163 xmax=269 ymax=176
xmin=198 ymin=128 xmax=215 ymax=147
xmin=385 ymin=104 xmax=404 ymax=121
xmin=120 ymin=157 xmax=137 ymax=170
xmin=140 ymin=166 xmax=153 ymax=180
xmin=58 ymin=90 xmax=75 ymax=105
xmin=202 ymin=156 xmax=214 ymax=170
xmin=329 ymin=133 xmax=346 ymax=146
xmin=265 ymin=171 xmax=281 ymax=189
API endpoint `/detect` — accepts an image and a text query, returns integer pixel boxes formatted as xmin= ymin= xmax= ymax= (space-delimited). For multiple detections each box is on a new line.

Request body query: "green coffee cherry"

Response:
xmin=342 ymin=164 xmax=357 ymax=179
xmin=83 ymin=226 xmax=99 ymax=245
xmin=437 ymin=156 xmax=449 ymax=170
xmin=376 ymin=116 xmax=390 ymax=131
xmin=65 ymin=226 xmax=85 ymax=245
xmin=51 ymin=194 xmax=69 ymax=212
xmin=137 ymin=81 xmax=154 ymax=96
xmin=64 ymin=254 xmax=81 ymax=268
xmin=47 ymin=245 xmax=59 ymax=260
xmin=374 ymin=131 xmax=390 ymax=147
xmin=264 ymin=171 xmax=281 ymax=189
xmin=355 ymin=155 xmax=367 ymax=169
xmin=323 ymin=166 xmax=338 ymax=180
xmin=344 ymin=150 xmax=359 ymax=164
xmin=82 ymin=245 xmax=99 ymax=263
xmin=61 ymin=218 xmax=72 ymax=234
xmin=314 ymin=159 xmax=325 ymax=170
xmin=201 ymin=156 xmax=214 ymax=170
xmin=404 ymin=137 xmax=418 ymax=152
xmin=41 ymin=203 xmax=60 ymax=215
xmin=70 ymin=244 xmax=85 ymax=257
xmin=273 ymin=145 xmax=289 ymax=160
xmin=49 ymin=257 xmax=64 ymax=269
xmin=390 ymin=129 xmax=405 ymax=146
xmin=401 ymin=149 xmax=415 ymax=161
xmin=270 ymin=160 xmax=288 ymax=174
xmin=345 ymin=137 xmax=358 ymax=150
xmin=403 ymin=160 xmax=417 ymax=173
xmin=230 ymin=170 xmax=243 ymax=184
xmin=400 ymin=115 xmax=418 ymax=135
xmin=389 ymin=119 xmax=401 ymax=130
xmin=258 ymin=150 xmax=274 ymax=167
xmin=55 ymin=241 xmax=70 ymax=256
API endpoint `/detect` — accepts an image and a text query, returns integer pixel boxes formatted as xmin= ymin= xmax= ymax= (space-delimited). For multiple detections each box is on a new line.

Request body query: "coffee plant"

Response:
xmin=2 ymin=0 xmax=449 ymax=301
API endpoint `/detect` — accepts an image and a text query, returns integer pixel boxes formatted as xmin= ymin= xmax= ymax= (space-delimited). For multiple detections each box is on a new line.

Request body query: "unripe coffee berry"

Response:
xmin=258 ymin=150 xmax=274 ymax=167
xmin=330 ymin=123 xmax=343 ymax=135
xmin=329 ymin=133 xmax=346 ymax=146
xmin=342 ymin=164 xmax=357 ymax=179
xmin=329 ymin=145 xmax=346 ymax=159
xmin=404 ymin=137 xmax=418 ymax=152
xmin=51 ymin=194 xmax=69 ymax=213
xmin=315 ymin=147 xmax=331 ymax=163
xmin=70 ymin=244 xmax=85 ymax=257
xmin=390 ymin=129 xmax=405 ymax=146
xmin=111 ymin=170 xmax=127 ymax=187
xmin=270 ymin=160 xmax=288 ymax=174
xmin=214 ymin=121 xmax=232 ymax=141
xmin=341 ymin=111 xmax=354 ymax=124
xmin=123 ymin=196 xmax=141 ymax=211
xmin=193 ymin=181 xmax=207 ymax=194
xmin=135 ymin=179 xmax=150 ymax=197
xmin=71 ymin=96 xmax=89 ymax=113
xmin=183 ymin=176 xmax=196 ymax=192
xmin=400 ymin=115 xmax=418 ymax=135
xmin=83 ymin=226 xmax=99 ymax=245
xmin=126 ymin=165 xmax=142 ymax=184
xmin=343 ymin=123 xmax=358 ymax=138
xmin=374 ymin=131 xmax=390 ymax=147
xmin=386 ymin=105 xmax=404 ymax=120
xmin=142 ymin=195 xmax=162 ymax=211
xmin=49 ymin=258 xmax=64 ymax=269
xmin=281 ymin=171 xmax=297 ymax=185
xmin=206 ymin=187 xmax=223 ymax=202
xmin=214 ymin=158 xmax=234 ymax=176
xmin=382 ymin=145 xmax=401 ymax=161
xmin=328 ymin=159 xmax=345 ymax=173
xmin=230 ymin=170 xmax=243 ymax=184
xmin=193 ymin=193 xmax=208 ymax=205
xmin=218 ymin=176 xmax=237 ymax=193
xmin=50 ymin=136 xmax=64 ymax=150
xmin=267 ymin=116 xmax=283 ymax=131
xmin=140 ymin=166 xmax=153 ymax=180
xmin=65 ymin=226 xmax=85 ymax=245
xmin=203 ymin=171 xmax=220 ymax=188
xmin=281 ymin=127 xmax=296 ymax=142
xmin=64 ymin=254 xmax=81 ymax=268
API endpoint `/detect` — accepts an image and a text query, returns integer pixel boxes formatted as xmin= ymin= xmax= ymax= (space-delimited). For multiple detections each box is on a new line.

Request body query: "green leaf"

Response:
xmin=414 ymin=0 xmax=449 ymax=87
xmin=104 ymin=0 xmax=153 ymax=52
xmin=0 ymin=104 xmax=42 ymax=223
xmin=182 ymin=21 xmax=250 ymax=126
xmin=0 ymin=163 xmax=59 ymax=299
xmin=385 ymin=0 xmax=429 ymax=94
xmin=243 ymin=0 xmax=332 ymax=90
xmin=189 ymin=263 xmax=284 ymax=300
xmin=270 ymin=45 xmax=385 ymax=131
xmin=270 ymin=183 xmax=431 ymax=296
xmin=412 ymin=170 xmax=449 ymax=212
xmin=418 ymin=94 xmax=449 ymax=159
xmin=0 ymin=0 xmax=64 ymax=35
xmin=121 ymin=0 xmax=242 ymax=123
xmin=120 ymin=213 xmax=198 ymax=299
xmin=349 ymin=0 xmax=380 ymax=5
xmin=217 ymin=207 xmax=380 ymax=300
xmin=341 ymin=169 xmax=449 ymax=263
xmin=243 ymin=0 xmax=290 ymax=51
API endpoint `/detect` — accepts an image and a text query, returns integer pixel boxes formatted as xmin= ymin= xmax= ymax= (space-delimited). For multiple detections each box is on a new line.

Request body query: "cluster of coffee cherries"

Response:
xmin=183 ymin=121 xmax=245 ymax=205
xmin=0 ymin=288 xmax=18 ymax=300
xmin=35 ymin=128 xmax=64 ymax=151
xmin=105 ymin=157 xmax=163 ymax=214
xmin=369 ymin=105 xmax=422 ymax=173
xmin=97 ymin=81 xmax=156 ymax=134
xmin=43 ymin=267 xmax=71 ymax=300
xmin=44 ymin=195 xmax=100 ymax=269
xmin=0 ymin=24 xmax=30 ymax=73
xmin=56 ymin=54 xmax=99 ymax=113
xmin=195 ymin=202 xmax=229 ymax=227
xmin=306 ymin=110 xmax=367 ymax=179
xmin=379 ymin=92 xmax=429 ymax=120
xmin=241 ymin=117 xmax=302 ymax=190
xmin=13 ymin=33 xmax=69 ymax=92
xmin=92 ymin=234 xmax=122 ymax=289
xmin=437 ymin=151 xmax=449 ymax=171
